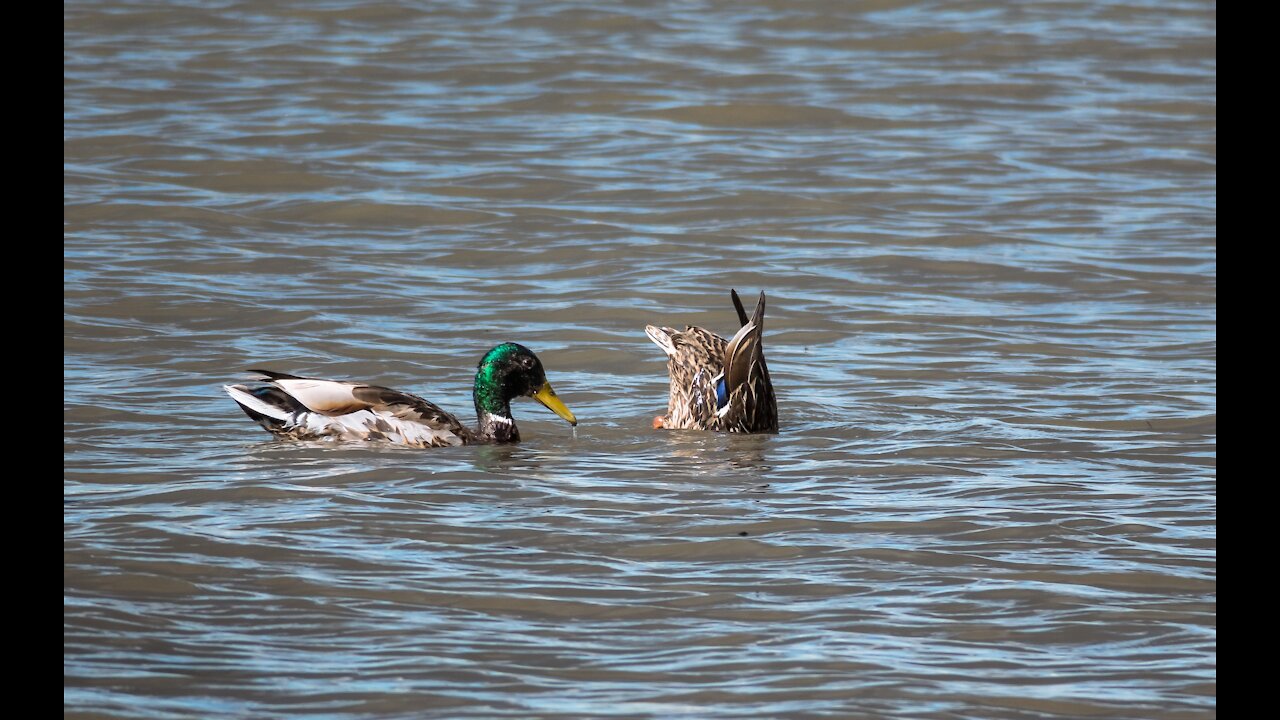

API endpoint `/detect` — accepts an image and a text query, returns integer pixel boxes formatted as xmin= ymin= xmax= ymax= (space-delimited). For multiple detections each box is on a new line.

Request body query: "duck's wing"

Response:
xmin=225 ymin=371 xmax=473 ymax=447
xmin=719 ymin=291 xmax=778 ymax=433
xmin=645 ymin=325 xmax=727 ymax=430
xmin=730 ymin=288 xmax=750 ymax=327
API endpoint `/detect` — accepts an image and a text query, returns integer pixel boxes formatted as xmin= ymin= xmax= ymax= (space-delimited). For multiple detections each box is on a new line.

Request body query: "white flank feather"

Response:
xmin=273 ymin=379 xmax=363 ymax=413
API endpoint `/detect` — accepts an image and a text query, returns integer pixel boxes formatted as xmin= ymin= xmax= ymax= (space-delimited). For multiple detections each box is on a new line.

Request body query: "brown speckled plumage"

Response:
xmin=646 ymin=290 xmax=778 ymax=433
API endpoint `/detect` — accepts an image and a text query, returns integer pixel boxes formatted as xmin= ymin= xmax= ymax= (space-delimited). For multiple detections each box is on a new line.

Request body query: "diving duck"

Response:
xmin=223 ymin=342 xmax=577 ymax=447
xmin=645 ymin=289 xmax=778 ymax=433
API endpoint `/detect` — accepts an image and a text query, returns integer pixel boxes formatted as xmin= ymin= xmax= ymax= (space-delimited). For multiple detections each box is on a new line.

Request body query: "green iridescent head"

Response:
xmin=473 ymin=342 xmax=577 ymax=426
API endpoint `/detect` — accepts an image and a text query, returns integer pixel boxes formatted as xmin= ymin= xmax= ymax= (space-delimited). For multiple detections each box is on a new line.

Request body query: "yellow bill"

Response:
xmin=532 ymin=381 xmax=577 ymax=426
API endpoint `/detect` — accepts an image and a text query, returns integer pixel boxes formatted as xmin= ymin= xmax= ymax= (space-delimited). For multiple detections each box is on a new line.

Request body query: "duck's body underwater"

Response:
xmin=223 ymin=343 xmax=577 ymax=447
xmin=646 ymin=290 xmax=778 ymax=434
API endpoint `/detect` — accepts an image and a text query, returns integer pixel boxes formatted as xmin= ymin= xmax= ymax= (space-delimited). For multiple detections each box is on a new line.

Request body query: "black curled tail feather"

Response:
xmin=247 ymin=369 xmax=307 ymax=381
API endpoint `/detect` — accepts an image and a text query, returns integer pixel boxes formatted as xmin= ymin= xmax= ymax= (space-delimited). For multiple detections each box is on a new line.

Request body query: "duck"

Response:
xmin=645 ymin=289 xmax=778 ymax=433
xmin=223 ymin=342 xmax=577 ymax=447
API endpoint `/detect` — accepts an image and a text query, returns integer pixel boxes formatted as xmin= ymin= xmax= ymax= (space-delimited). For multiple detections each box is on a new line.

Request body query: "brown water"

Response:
xmin=65 ymin=1 xmax=1215 ymax=718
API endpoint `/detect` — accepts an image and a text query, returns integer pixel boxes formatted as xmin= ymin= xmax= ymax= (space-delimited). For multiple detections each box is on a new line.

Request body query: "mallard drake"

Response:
xmin=223 ymin=342 xmax=577 ymax=447
xmin=645 ymin=289 xmax=778 ymax=433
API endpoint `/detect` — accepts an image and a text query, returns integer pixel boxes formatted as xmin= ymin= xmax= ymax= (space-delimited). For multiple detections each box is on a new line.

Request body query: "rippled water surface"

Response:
xmin=65 ymin=1 xmax=1215 ymax=717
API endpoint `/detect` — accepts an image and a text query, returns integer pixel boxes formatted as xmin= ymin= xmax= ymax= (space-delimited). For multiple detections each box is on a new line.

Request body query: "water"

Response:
xmin=65 ymin=1 xmax=1215 ymax=718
